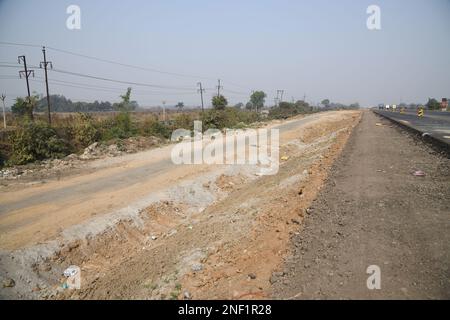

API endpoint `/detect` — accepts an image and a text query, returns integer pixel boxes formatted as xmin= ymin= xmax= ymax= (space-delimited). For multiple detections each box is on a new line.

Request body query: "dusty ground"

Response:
xmin=0 ymin=110 xmax=361 ymax=299
xmin=0 ymin=136 xmax=164 ymax=188
xmin=272 ymin=111 xmax=450 ymax=299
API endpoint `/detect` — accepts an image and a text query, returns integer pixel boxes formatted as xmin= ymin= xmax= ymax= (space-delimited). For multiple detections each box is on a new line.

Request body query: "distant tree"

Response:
xmin=250 ymin=91 xmax=267 ymax=111
xmin=212 ymin=95 xmax=228 ymax=110
xmin=233 ymin=102 xmax=244 ymax=109
xmin=175 ymin=102 xmax=184 ymax=112
xmin=114 ymin=87 xmax=133 ymax=111
xmin=295 ymin=100 xmax=311 ymax=112
xmin=245 ymin=102 xmax=253 ymax=110
xmin=12 ymin=95 xmax=39 ymax=120
xmin=321 ymin=99 xmax=330 ymax=106
xmin=11 ymin=97 xmax=28 ymax=117
xmin=426 ymin=98 xmax=440 ymax=110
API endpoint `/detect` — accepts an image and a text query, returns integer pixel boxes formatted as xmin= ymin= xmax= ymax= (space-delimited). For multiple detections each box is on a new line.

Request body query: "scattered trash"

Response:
xmin=63 ymin=266 xmax=79 ymax=277
xmin=412 ymin=170 xmax=426 ymax=177
xmin=191 ymin=264 xmax=203 ymax=272
xmin=281 ymin=156 xmax=289 ymax=161
xmin=151 ymin=235 xmax=158 ymax=240
xmin=183 ymin=291 xmax=192 ymax=300
xmin=376 ymin=123 xmax=384 ymax=127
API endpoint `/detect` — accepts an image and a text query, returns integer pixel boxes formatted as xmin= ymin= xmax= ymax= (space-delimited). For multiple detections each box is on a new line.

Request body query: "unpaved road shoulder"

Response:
xmin=272 ymin=111 xmax=450 ymax=299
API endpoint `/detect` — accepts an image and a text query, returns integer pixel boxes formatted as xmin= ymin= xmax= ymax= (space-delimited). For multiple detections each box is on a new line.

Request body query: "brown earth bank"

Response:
xmin=0 ymin=110 xmax=361 ymax=299
xmin=271 ymin=111 xmax=450 ymax=299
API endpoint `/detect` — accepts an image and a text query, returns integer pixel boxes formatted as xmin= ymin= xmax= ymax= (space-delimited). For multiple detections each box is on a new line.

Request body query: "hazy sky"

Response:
xmin=0 ymin=0 xmax=449 ymax=108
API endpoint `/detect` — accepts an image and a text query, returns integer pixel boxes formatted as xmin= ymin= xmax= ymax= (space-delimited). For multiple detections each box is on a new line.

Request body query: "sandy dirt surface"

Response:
xmin=271 ymin=111 xmax=450 ymax=299
xmin=0 ymin=110 xmax=361 ymax=299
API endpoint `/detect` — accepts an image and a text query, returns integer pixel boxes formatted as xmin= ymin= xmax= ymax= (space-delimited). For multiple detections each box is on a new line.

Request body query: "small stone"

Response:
xmin=183 ymin=291 xmax=192 ymax=300
xmin=3 ymin=278 xmax=15 ymax=288
xmin=32 ymin=285 xmax=41 ymax=292
xmin=191 ymin=264 xmax=203 ymax=272
xmin=248 ymin=273 xmax=257 ymax=280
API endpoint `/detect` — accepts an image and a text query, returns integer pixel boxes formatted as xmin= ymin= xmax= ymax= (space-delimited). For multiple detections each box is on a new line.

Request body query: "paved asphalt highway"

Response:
xmin=374 ymin=109 xmax=450 ymax=145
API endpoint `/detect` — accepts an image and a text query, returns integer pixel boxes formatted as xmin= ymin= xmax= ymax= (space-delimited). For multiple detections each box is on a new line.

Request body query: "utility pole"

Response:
xmin=303 ymin=94 xmax=306 ymax=102
xmin=18 ymin=55 xmax=34 ymax=99
xmin=162 ymin=100 xmax=166 ymax=122
xmin=277 ymin=90 xmax=284 ymax=103
xmin=274 ymin=97 xmax=279 ymax=108
xmin=18 ymin=55 xmax=35 ymax=120
xmin=1 ymin=94 xmax=6 ymax=129
xmin=216 ymin=79 xmax=223 ymax=97
xmin=40 ymin=46 xmax=53 ymax=125
xmin=197 ymin=82 xmax=205 ymax=114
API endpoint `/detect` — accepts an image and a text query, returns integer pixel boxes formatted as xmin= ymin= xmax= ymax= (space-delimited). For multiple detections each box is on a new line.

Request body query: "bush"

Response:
xmin=140 ymin=117 xmax=171 ymax=139
xmin=101 ymin=112 xmax=137 ymax=140
xmin=70 ymin=113 xmax=99 ymax=148
xmin=173 ymin=113 xmax=194 ymax=130
xmin=201 ymin=108 xmax=262 ymax=130
xmin=8 ymin=121 xmax=68 ymax=165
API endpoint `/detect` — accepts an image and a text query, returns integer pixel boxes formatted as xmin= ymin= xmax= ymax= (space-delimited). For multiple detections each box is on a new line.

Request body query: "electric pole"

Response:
xmin=162 ymin=100 xmax=166 ymax=122
xmin=18 ymin=55 xmax=34 ymax=99
xmin=274 ymin=97 xmax=279 ymax=108
xmin=1 ymin=94 xmax=6 ymax=129
xmin=216 ymin=79 xmax=223 ymax=97
xmin=40 ymin=46 xmax=53 ymax=125
xmin=197 ymin=82 xmax=205 ymax=114
xmin=277 ymin=90 xmax=284 ymax=103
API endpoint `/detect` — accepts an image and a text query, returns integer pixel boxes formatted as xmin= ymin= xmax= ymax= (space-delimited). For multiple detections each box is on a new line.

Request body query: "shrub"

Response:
xmin=101 ymin=112 xmax=137 ymax=140
xmin=201 ymin=108 xmax=262 ymax=130
xmin=8 ymin=121 xmax=68 ymax=165
xmin=140 ymin=117 xmax=171 ymax=139
xmin=70 ymin=113 xmax=99 ymax=148
xmin=173 ymin=113 xmax=194 ymax=130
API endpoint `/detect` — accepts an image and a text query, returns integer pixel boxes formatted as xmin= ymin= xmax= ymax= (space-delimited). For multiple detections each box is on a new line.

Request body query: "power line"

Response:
xmin=49 ymin=67 xmax=196 ymax=90
xmin=46 ymin=45 xmax=217 ymax=81
xmin=1 ymin=75 xmax=198 ymax=96
xmin=0 ymin=41 xmax=42 ymax=48
xmin=0 ymin=41 xmax=253 ymax=90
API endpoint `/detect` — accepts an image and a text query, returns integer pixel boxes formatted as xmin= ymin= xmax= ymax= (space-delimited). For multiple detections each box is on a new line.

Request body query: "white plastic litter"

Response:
xmin=63 ymin=266 xmax=79 ymax=277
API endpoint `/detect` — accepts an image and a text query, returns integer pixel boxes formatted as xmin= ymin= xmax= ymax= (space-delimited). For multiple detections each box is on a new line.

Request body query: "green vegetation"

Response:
xmin=249 ymin=91 xmax=267 ymax=111
xmin=8 ymin=121 xmax=68 ymax=165
xmin=201 ymin=107 xmax=261 ymax=130
xmin=426 ymin=98 xmax=441 ymax=110
xmin=212 ymin=95 xmax=228 ymax=110
xmin=11 ymin=95 xmax=39 ymax=121
xmin=1 ymin=89 xmax=333 ymax=168
xmin=269 ymin=101 xmax=314 ymax=119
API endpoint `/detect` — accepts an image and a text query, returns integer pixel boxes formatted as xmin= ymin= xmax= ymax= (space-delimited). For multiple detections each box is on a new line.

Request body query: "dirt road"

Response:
xmin=0 ymin=112 xmax=328 ymax=250
xmin=0 ymin=110 xmax=361 ymax=299
xmin=272 ymin=111 xmax=450 ymax=299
